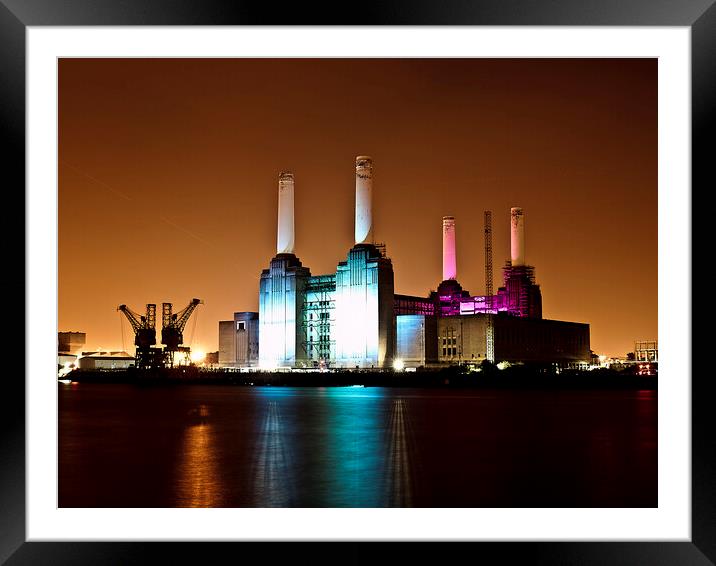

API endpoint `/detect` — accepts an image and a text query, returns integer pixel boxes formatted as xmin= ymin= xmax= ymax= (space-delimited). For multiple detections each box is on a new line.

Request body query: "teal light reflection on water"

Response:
xmin=250 ymin=386 xmax=416 ymax=507
xmin=316 ymin=387 xmax=389 ymax=507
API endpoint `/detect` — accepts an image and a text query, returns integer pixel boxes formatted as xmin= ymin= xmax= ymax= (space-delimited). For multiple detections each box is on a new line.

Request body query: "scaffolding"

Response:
xmin=501 ymin=263 xmax=542 ymax=319
xmin=301 ymin=274 xmax=336 ymax=365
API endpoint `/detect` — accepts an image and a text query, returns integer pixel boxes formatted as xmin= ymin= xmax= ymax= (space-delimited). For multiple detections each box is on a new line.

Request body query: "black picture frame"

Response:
xmin=3 ymin=1 xmax=710 ymax=564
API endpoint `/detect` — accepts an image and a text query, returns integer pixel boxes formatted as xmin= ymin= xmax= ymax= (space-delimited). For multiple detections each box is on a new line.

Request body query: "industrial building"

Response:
xmin=78 ymin=351 xmax=135 ymax=370
xmin=58 ymin=331 xmax=86 ymax=356
xmin=219 ymin=156 xmax=590 ymax=370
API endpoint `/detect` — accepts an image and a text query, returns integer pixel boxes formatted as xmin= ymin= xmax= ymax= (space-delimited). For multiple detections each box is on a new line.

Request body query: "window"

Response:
xmin=236 ymin=321 xmax=246 ymax=331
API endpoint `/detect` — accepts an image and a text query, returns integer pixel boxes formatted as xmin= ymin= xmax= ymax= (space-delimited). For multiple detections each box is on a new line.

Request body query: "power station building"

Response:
xmin=219 ymin=156 xmax=590 ymax=370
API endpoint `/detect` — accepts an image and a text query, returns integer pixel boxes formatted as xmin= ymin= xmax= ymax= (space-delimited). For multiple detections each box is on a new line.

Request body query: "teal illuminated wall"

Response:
xmin=258 ymin=254 xmax=310 ymax=368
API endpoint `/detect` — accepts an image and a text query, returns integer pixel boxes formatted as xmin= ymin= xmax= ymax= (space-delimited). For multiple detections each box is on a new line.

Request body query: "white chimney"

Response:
xmin=355 ymin=156 xmax=373 ymax=245
xmin=276 ymin=171 xmax=295 ymax=254
xmin=510 ymin=207 xmax=525 ymax=266
xmin=442 ymin=216 xmax=457 ymax=281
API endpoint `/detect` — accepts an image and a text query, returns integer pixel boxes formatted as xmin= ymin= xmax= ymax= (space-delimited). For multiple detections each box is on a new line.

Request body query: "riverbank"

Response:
xmin=62 ymin=366 xmax=657 ymax=390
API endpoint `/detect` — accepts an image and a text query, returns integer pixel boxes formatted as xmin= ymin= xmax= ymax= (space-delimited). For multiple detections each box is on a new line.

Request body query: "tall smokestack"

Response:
xmin=442 ymin=216 xmax=457 ymax=281
xmin=276 ymin=171 xmax=295 ymax=254
xmin=355 ymin=156 xmax=373 ymax=245
xmin=510 ymin=207 xmax=525 ymax=266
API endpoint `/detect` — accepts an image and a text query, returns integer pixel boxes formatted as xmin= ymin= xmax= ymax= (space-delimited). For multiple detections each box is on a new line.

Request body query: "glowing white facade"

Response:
xmin=442 ymin=216 xmax=457 ymax=281
xmin=510 ymin=207 xmax=525 ymax=266
xmin=334 ymin=245 xmax=394 ymax=368
xmin=276 ymin=172 xmax=295 ymax=254
xmin=354 ymin=156 xmax=373 ymax=245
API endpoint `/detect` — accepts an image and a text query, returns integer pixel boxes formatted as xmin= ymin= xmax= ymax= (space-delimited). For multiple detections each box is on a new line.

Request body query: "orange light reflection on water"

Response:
xmin=175 ymin=405 xmax=223 ymax=507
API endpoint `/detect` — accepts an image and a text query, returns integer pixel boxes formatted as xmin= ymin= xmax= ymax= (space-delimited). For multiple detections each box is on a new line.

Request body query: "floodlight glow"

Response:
xmin=259 ymin=360 xmax=278 ymax=371
xmin=393 ymin=359 xmax=405 ymax=371
xmin=334 ymin=247 xmax=380 ymax=367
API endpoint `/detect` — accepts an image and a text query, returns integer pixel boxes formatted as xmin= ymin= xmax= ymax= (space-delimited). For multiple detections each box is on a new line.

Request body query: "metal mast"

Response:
xmin=484 ymin=211 xmax=495 ymax=363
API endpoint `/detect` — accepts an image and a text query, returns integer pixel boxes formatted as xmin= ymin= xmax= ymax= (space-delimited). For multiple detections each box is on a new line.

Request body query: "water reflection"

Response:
xmin=385 ymin=398 xmax=414 ymax=507
xmin=60 ymin=385 xmax=658 ymax=508
xmin=175 ymin=404 xmax=223 ymax=507
xmin=249 ymin=388 xmax=418 ymax=507
xmin=252 ymin=400 xmax=296 ymax=506
xmin=310 ymin=388 xmax=387 ymax=507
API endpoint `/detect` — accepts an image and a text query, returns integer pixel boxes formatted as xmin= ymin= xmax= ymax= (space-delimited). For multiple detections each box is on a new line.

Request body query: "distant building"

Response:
xmin=58 ymin=331 xmax=86 ymax=356
xmin=634 ymin=340 xmax=657 ymax=362
xmin=204 ymin=351 xmax=219 ymax=366
xmin=218 ymin=312 xmax=259 ymax=368
xmin=79 ymin=351 xmax=134 ymax=370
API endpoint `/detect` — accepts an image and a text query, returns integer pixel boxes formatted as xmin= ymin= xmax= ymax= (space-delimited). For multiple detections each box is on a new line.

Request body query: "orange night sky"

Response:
xmin=58 ymin=58 xmax=657 ymax=357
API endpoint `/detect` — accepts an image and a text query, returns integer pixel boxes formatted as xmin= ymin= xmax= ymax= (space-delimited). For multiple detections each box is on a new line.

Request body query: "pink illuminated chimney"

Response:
xmin=442 ymin=216 xmax=457 ymax=281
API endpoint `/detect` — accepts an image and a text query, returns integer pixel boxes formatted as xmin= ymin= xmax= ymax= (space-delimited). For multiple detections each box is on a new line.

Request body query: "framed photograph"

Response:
xmin=5 ymin=1 xmax=710 ymax=564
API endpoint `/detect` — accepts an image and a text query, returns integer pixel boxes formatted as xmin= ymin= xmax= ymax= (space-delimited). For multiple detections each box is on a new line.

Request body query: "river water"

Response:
xmin=59 ymin=384 xmax=656 ymax=507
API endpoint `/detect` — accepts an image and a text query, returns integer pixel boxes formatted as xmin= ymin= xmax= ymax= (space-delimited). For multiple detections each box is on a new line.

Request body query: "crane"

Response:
xmin=117 ymin=303 xmax=161 ymax=369
xmin=484 ymin=211 xmax=495 ymax=363
xmin=161 ymin=298 xmax=202 ymax=367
